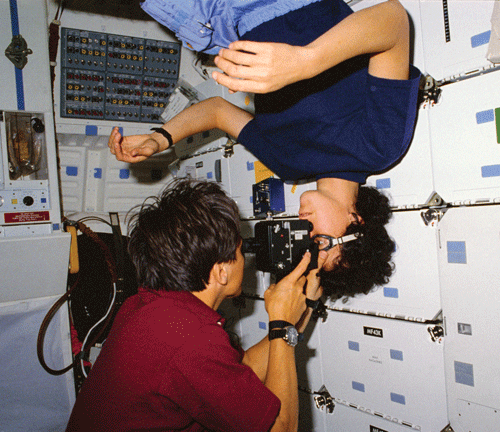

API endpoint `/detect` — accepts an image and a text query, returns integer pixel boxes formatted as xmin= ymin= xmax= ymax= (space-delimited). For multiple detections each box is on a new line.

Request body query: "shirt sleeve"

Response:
xmin=160 ymin=324 xmax=280 ymax=432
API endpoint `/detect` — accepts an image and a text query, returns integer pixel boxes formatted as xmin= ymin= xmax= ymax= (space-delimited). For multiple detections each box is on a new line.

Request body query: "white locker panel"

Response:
xmin=318 ymin=312 xmax=448 ymax=431
xmin=0 ymin=0 xmax=53 ymax=112
xmin=325 ymin=401 xmax=429 ymax=432
xmin=0 ymin=232 xmax=70 ymax=303
xmin=0 ymin=295 xmax=75 ymax=431
xmin=58 ymin=144 xmax=175 ymax=213
xmin=429 ymin=71 xmax=500 ymax=205
xmin=329 ymin=210 xmax=442 ymax=321
xmin=59 ymin=145 xmax=88 ymax=213
xmin=437 ymin=205 xmax=500 ymax=432
xmin=419 ymin=0 xmax=497 ymax=81
xmin=351 ymin=0 xmax=427 ymax=71
xmin=366 ymin=110 xmax=434 ymax=209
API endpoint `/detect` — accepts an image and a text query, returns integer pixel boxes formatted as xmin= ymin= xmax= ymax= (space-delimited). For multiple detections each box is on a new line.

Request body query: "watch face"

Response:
xmin=285 ymin=326 xmax=299 ymax=346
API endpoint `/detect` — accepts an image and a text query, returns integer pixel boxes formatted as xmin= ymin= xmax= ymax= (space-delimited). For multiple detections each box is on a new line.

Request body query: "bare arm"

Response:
xmin=242 ymin=251 xmax=327 ymax=382
xmin=212 ymin=0 xmax=410 ymax=93
xmin=108 ymin=97 xmax=253 ymax=163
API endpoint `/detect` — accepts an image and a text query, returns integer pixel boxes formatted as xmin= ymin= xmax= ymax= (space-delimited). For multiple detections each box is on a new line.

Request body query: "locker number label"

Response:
xmin=364 ymin=326 xmax=383 ymax=338
xmin=370 ymin=426 xmax=388 ymax=432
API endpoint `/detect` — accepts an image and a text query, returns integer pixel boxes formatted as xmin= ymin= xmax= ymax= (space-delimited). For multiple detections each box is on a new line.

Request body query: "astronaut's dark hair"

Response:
xmin=320 ymin=186 xmax=395 ymax=301
xmin=128 ymin=178 xmax=241 ymax=292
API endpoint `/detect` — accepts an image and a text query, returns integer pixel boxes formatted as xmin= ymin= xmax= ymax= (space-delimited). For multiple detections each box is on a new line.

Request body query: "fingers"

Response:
xmin=284 ymin=252 xmax=311 ymax=283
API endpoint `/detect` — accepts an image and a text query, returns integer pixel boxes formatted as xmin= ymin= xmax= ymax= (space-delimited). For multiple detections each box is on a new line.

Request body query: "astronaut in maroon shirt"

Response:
xmin=66 ymin=179 xmax=325 ymax=432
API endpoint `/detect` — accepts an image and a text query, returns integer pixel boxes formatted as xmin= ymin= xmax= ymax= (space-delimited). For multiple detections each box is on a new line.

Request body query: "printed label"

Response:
xmin=4 ymin=211 xmax=50 ymax=224
xmin=364 ymin=326 xmax=383 ymax=338
xmin=370 ymin=426 xmax=388 ymax=432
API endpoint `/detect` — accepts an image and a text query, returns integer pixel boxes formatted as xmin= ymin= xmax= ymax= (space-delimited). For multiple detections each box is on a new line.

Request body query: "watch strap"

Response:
xmin=306 ymin=298 xmax=320 ymax=310
xmin=150 ymin=127 xmax=173 ymax=148
xmin=268 ymin=329 xmax=287 ymax=341
xmin=269 ymin=320 xmax=293 ymax=330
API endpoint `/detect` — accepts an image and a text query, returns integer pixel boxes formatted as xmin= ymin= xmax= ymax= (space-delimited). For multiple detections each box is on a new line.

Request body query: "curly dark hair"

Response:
xmin=319 ymin=186 xmax=395 ymax=302
xmin=127 ymin=178 xmax=241 ymax=292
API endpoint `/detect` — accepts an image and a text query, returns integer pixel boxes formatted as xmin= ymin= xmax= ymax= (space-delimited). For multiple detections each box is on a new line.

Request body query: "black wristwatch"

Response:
xmin=269 ymin=326 xmax=299 ymax=347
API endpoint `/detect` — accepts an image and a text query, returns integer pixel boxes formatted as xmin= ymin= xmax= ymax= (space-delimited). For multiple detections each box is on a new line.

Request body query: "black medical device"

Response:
xmin=242 ymin=220 xmax=319 ymax=281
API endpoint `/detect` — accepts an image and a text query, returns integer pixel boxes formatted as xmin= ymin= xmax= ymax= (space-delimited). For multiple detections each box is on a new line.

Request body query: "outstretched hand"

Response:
xmin=212 ymin=40 xmax=309 ymax=94
xmin=108 ymin=127 xmax=161 ymax=163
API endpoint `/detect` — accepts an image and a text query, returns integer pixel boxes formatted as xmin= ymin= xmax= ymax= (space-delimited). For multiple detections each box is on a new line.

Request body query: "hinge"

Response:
xmin=223 ymin=137 xmax=236 ymax=158
xmin=419 ymin=74 xmax=442 ymax=107
xmin=313 ymin=385 xmax=335 ymax=414
xmin=427 ymin=324 xmax=444 ymax=343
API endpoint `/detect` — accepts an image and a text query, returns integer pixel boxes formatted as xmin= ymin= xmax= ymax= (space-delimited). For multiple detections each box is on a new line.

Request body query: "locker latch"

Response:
xmin=313 ymin=385 xmax=335 ymax=414
xmin=5 ymin=35 xmax=33 ymax=69
xmin=427 ymin=325 xmax=444 ymax=343
xmin=419 ymin=74 xmax=442 ymax=107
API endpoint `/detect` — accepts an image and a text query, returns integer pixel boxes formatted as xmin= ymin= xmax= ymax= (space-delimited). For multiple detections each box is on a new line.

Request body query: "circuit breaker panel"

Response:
xmin=59 ymin=28 xmax=180 ymax=123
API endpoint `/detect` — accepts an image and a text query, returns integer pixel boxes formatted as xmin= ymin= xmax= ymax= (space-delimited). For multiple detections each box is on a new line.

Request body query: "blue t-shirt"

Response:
xmin=238 ymin=0 xmax=422 ymax=184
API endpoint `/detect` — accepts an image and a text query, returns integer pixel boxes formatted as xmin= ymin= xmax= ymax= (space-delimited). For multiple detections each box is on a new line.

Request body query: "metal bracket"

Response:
xmin=5 ymin=35 xmax=33 ymax=69
xmin=313 ymin=385 xmax=335 ymax=414
xmin=223 ymin=137 xmax=236 ymax=158
xmin=312 ymin=299 xmax=328 ymax=322
xmin=419 ymin=74 xmax=442 ymax=107
xmin=427 ymin=325 xmax=444 ymax=343
xmin=421 ymin=208 xmax=447 ymax=226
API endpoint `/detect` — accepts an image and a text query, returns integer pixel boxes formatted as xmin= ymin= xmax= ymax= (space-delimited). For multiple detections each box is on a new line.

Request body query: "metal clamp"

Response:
xmin=5 ymin=35 xmax=33 ymax=69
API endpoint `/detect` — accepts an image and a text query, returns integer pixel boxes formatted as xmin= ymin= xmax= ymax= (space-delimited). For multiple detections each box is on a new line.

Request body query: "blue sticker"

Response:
xmin=52 ymin=223 xmax=60 ymax=231
xmin=259 ymin=321 xmax=267 ymax=330
xmin=352 ymin=381 xmax=365 ymax=392
xmin=247 ymin=161 xmax=254 ymax=171
xmin=447 ymin=241 xmax=467 ymax=264
xmin=455 ymin=361 xmax=474 ymax=387
xmin=207 ymin=172 xmax=213 ymax=179
xmin=41 ymin=198 xmax=47 ymax=203
xmin=390 ymin=393 xmax=406 ymax=405
xmin=384 ymin=287 xmax=399 ymax=298
xmin=471 ymin=30 xmax=491 ymax=48
xmin=482 ymin=165 xmax=500 ymax=178
xmin=119 ymin=169 xmax=130 ymax=179
xmin=390 ymin=350 xmax=403 ymax=361
xmin=348 ymin=341 xmax=360 ymax=352
xmin=476 ymin=109 xmax=494 ymax=124
xmin=94 ymin=168 xmax=102 ymax=179
xmin=66 ymin=166 xmax=78 ymax=176
xmin=85 ymin=125 xmax=98 ymax=136
xmin=376 ymin=178 xmax=391 ymax=189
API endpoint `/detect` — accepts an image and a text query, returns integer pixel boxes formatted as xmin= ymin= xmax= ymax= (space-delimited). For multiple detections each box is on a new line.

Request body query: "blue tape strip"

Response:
xmin=390 ymin=349 xmax=404 ymax=361
xmin=376 ymin=178 xmax=391 ymax=189
xmin=384 ymin=287 xmax=399 ymax=298
xmin=390 ymin=392 xmax=406 ymax=405
xmin=9 ymin=0 xmax=20 ymax=35
xmin=455 ymin=361 xmax=474 ymax=387
xmin=471 ymin=30 xmax=491 ymax=48
xmin=447 ymin=241 xmax=467 ymax=264
xmin=348 ymin=341 xmax=360 ymax=351
xmin=482 ymin=164 xmax=500 ymax=178
xmin=352 ymin=381 xmax=365 ymax=392
xmin=66 ymin=166 xmax=78 ymax=176
xmin=259 ymin=321 xmax=267 ymax=330
xmin=85 ymin=125 xmax=98 ymax=136
xmin=10 ymin=0 xmax=25 ymax=110
xmin=119 ymin=169 xmax=130 ymax=179
xmin=247 ymin=161 xmax=254 ymax=171
xmin=476 ymin=109 xmax=494 ymax=124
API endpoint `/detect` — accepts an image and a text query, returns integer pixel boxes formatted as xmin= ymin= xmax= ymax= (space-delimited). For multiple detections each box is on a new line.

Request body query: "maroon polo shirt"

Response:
xmin=66 ymin=288 xmax=280 ymax=432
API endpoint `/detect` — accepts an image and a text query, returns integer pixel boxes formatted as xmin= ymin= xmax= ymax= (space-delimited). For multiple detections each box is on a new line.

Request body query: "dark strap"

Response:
xmin=268 ymin=320 xmax=293 ymax=330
